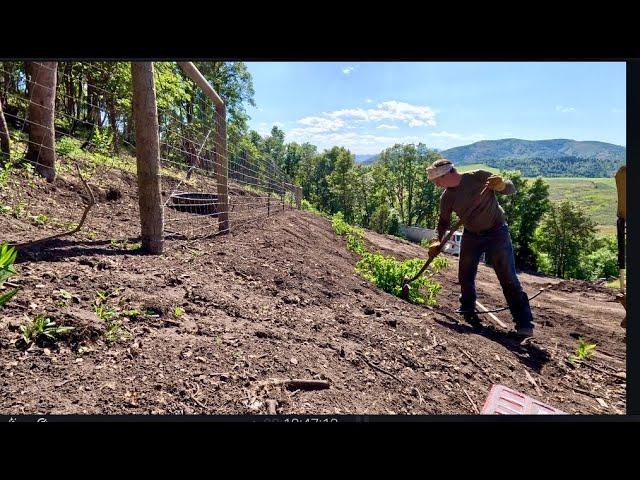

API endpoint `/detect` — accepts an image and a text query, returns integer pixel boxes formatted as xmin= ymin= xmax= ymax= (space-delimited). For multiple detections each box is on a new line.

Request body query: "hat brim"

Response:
xmin=427 ymin=164 xmax=453 ymax=181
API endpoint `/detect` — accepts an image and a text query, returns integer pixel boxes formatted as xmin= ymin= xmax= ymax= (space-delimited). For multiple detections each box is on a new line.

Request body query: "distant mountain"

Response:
xmin=440 ymin=139 xmax=626 ymax=165
xmin=355 ymin=154 xmax=379 ymax=165
xmin=354 ymin=139 xmax=625 ymax=177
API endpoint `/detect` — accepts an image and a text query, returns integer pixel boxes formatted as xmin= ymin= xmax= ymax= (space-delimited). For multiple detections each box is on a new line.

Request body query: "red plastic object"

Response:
xmin=481 ymin=384 xmax=567 ymax=415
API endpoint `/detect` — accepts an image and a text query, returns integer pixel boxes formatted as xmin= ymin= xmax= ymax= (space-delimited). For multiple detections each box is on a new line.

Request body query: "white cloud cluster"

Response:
xmin=289 ymin=100 xmax=437 ymax=138
xmin=555 ymin=105 xmax=576 ymax=113
xmin=342 ymin=66 xmax=355 ymax=75
xmin=325 ymin=101 xmax=437 ymax=127
xmin=285 ymin=130 xmax=428 ymax=154
xmin=261 ymin=100 xmax=486 ymax=154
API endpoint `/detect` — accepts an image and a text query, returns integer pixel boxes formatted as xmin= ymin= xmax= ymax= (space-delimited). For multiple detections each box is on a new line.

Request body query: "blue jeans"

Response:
xmin=458 ymin=224 xmax=534 ymax=328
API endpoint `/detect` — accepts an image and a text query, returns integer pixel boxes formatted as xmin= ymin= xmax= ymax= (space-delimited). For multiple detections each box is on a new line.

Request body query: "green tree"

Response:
xmin=327 ymin=147 xmax=357 ymax=222
xmin=499 ymin=171 xmax=550 ymax=270
xmin=378 ymin=143 xmax=441 ymax=227
xmin=535 ymin=201 xmax=597 ymax=278
xmin=574 ymin=236 xmax=618 ymax=281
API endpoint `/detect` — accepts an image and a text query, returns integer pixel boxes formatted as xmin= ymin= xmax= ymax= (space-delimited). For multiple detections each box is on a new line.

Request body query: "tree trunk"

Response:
xmin=86 ymin=64 xmax=98 ymax=125
xmin=131 ymin=62 xmax=164 ymax=255
xmin=0 ymin=100 xmax=10 ymax=160
xmin=24 ymin=62 xmax=32 ymax=97
xmin=25 ymin=61 xmax=57 ymax=182
xmin=64 ymin=63 xmax=74 ymax=116
xmin=108 ymin=100 xmax=120 ymax=153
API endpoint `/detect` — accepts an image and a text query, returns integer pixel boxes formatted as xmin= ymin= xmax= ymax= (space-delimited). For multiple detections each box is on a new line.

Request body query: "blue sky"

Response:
xmin=245 ymin=62 xmax=626 ymax=155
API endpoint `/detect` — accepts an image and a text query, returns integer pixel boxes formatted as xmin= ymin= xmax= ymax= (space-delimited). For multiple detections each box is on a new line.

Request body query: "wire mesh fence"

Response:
xmin=0 ymin=61 xmax=142 ymax=245
xmin=0 ymin=61 xmax=302 ymax=247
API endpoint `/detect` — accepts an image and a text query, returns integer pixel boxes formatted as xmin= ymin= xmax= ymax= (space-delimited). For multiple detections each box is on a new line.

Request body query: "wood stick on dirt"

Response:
xmin=412 ymin=387 xmax=424 ymax=405
xmin=187 ymin=381 xmax=207 ymax=408
xmin=284 ymin=379 xmax=331 ymax=391
xmin=12 ymin=164 xmax=96 ymax=248
xmin=357 ymin=352 xmax=404 ymax=384
xmin=580 ymin=361 xmax=626 ymax=380
xmin=524 ymin=370 xmax=542 ymax=397
xmin=475 ymin=300 xmax=508 ymax=329
xmin=463 ymin=388 xmax=480 ymax=414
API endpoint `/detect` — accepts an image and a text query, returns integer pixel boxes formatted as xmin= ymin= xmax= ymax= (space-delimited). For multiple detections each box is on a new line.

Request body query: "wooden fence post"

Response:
xmin=177 ymin=62 xmax=229 ymax=234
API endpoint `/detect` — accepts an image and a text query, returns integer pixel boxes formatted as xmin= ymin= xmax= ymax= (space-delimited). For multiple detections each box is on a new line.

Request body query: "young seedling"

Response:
xmin=173 ymin=306 xmax=184 ymax=317
xmin=0 ymin=242 xmax=18 ymax=308
xmin=55 ymin=289 xmax=72 ymax=308
xmin=104 ymin=319 xmax=131 ymax=343
xmin=20 ymin=314 xmax=74 ymax=344
xmin=94 ymin=303 xmax=117 ymax=321
xmin=122 ymin=309 xmax=142 ymax=320
xmin=568 ymin=338 xmax=597 ymax=364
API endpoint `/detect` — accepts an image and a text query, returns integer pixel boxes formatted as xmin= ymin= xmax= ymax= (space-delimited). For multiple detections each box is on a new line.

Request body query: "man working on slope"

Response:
xmin=426 ymin=158 xmax=535 ymax=337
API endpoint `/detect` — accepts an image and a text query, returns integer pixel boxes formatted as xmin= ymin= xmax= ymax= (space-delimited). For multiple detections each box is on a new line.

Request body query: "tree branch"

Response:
xmin=11 ymin=164 xmax=96 ymax=249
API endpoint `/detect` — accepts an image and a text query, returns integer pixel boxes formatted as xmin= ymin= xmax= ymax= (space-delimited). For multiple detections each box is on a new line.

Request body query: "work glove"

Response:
xmin=427 ymin=239 xmax=441 ymax=258
xmin=486 ymin=175 xmax=506 ymax=191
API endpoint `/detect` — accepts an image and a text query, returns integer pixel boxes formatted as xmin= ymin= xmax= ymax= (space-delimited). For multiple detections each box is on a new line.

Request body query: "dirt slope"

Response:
xmin=0 ymin=168 xmax=626 ymax=415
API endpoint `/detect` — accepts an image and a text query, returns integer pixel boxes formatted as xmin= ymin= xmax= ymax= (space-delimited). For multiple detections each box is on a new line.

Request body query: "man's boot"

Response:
xmin=463 ymin=312 xmax=483 ymax=329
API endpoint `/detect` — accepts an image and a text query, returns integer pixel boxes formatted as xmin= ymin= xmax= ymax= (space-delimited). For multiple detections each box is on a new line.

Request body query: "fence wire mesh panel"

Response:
xmin=0 ymin=61 xmax=142 ymax=247
xmin=1 ymin=61 xmax=302 ymax=247
xmin=158 ymin=62 xmax=299 ymax=240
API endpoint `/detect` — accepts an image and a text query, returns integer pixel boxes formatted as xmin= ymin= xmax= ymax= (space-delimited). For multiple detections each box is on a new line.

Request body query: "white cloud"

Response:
xmin=292 ymin=116 xmax=345 ymax=135
xmin=556 ymin=105 xmax=576 ymax=113
xmin=285 ymin=130 xmax=427 ymax=155
xmin=365 ymin=98 xmax=373 ymax=103
xmin=319 ymin=101 xmax=437 ymax=128
xmin=281 ymin=100 xmax=440 ymax=153
xmin=325 ymin=109 xmax=370 ymax=121
xmin=375 ymin=101 xmax=437 ymax=127
xmin=342 ymin=66 xmax=355 ymax=75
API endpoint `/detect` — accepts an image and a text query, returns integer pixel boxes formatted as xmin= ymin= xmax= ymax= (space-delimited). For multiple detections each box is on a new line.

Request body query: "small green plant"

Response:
xmin=122 ymin=309 xmax=142 ymax=319
xmin=55 ymin=136 xmax=82 ymax=156
xmin=20 ymin=314 xmax=74 ymax=343
xmin=95 ymin=289 xmax=118 ymax=304
xmin=92 ymin=126 xmax=114 ymax=155
xmin=0 ymin=242 xmax=19 ymax=308
xmin=12 ymin=202 xmax=26 ymax=218
xmin=0 ymin=162 xmax=13 ymax=188
xmin=569 ymin=338 xmax=597 ymax=364
xmin=28 ymin=213 xmax=49 ymax=226
xmin=331 ymin=211 xmax=352 ymax=236
xmin=110 ymin=239 xmax=142 ymax=250
xmin=356 ymin=253 xmax=447 ymax=305
xmin=346 ymin=233 xmax=366 ymax=255
xmin=173 ymin=306 xmax=184 ymax=317
xmin=94 ymin=303 xmax=117 ymax=321
xmin=104 ymin=319 xmax=131 ymax=343
xmin=55 ymin=289 xmax=72 ymax=308
xmin=22 ymin=162 xmax=34 ymax=176
xmin=58 ymin=289 xmax=72 ymax=300
xmin=330 ymin=212 xmax=448 ymax=304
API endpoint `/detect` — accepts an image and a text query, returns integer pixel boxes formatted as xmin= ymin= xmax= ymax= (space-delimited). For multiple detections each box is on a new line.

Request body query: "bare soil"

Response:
xmin=0 ymin=166 xmax=627 ymax=416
